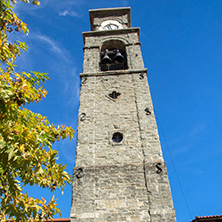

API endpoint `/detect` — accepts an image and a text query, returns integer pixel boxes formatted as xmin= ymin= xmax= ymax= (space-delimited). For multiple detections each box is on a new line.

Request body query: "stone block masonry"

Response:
xmin=70 ymin=7 xmax=176 ymax=222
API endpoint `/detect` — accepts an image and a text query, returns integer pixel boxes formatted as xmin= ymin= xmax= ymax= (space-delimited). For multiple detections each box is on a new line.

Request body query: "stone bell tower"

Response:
xmin=70 ymin=7 xmax=176 ymax=222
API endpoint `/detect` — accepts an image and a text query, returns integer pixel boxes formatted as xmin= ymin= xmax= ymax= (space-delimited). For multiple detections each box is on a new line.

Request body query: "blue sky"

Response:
xmin=14 ymin=0 xmax=222 ymax=221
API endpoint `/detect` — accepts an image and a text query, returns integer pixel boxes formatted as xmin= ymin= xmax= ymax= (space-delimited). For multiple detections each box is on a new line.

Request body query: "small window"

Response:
xmin=112 ymin=132 xmax=123 ymax=143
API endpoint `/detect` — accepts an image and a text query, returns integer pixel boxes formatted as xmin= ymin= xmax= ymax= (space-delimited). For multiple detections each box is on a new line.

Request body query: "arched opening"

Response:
xmin=100 ymin=40 xmax=128 ymax=71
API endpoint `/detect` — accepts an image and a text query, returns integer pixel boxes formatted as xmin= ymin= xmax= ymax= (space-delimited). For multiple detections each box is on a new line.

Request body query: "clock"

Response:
xmin=104 ymin=23 xmax=118 ymax=30
xmin=99 ymin=20 xmax=123 ymax=31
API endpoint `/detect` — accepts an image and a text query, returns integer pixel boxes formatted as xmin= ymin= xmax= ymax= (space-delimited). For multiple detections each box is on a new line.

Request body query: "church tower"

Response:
xmin=70 ymin=7 xmax=176 ymax=222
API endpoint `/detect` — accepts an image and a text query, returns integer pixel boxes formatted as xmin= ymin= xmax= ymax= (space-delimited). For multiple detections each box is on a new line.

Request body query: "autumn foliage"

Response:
xmin=0 ymin=0 xmax=74 ymax=221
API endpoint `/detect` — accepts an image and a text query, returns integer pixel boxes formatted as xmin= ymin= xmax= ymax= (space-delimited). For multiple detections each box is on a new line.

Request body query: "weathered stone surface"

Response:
xmin=70 ymin=7 xmax=176 ymax=222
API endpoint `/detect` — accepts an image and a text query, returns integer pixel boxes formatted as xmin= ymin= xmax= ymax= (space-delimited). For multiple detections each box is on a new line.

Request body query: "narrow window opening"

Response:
xmin=112 ymin=132 xmax=123 ymax=143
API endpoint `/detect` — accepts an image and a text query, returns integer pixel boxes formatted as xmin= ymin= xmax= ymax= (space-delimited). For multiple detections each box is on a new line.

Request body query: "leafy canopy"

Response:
xmin=0 ymin=0 xmax=75 ymax=221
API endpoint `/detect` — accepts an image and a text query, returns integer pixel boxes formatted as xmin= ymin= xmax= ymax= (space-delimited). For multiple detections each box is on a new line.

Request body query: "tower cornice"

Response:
xmin=80 ymin=68 xmax=147 ymax=77
xmin=82 ymin=27 xmax=140 ymax=44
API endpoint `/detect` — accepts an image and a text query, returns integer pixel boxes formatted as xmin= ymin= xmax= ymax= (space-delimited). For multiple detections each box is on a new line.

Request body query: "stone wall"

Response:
xmin=70 ymin=70 xmax=176 ymax=221
xmin=71 ymin=8 xmax=176 ymax=221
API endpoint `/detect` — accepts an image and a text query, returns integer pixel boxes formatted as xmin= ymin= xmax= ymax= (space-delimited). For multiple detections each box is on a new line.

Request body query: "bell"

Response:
xmin=113 ymin=49 xmax=125 ymax=64
xmin=101 ymin=53 xmax=112 ymax=65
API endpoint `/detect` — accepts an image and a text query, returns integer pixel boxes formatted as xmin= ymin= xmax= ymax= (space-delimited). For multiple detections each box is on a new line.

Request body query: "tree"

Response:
xmin=0 ymin=0 xmax=75 ymax=221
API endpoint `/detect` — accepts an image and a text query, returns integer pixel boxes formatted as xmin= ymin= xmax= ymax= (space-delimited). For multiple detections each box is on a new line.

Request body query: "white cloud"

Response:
xmin=32 ymin=34 xmax=73 ymax=64
xmin=15 ymin=32 xmax=73 ymax=70
xmin=189 ymin=122 xmax=207 ymax=137
xmin=25 ymin=33 xmax=80 ymax=99
xmin=120 ymin=0 xmax=129 ymax=6
xmin=36 ymin=34 xmax=63 ymax=55
xmin=34 ymin=33 xmax=80 ymax=101
xmin=59 ymin=10 xmax=80 ymax=17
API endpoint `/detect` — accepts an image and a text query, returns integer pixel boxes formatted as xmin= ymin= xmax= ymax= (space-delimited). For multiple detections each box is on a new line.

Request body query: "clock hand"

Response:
xmin=107 ymin=24 xmax=112 ymax=30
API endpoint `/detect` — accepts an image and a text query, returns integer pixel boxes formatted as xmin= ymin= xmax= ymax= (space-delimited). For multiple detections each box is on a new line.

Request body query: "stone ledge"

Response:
xmin=82 ymin=27 xmax=140 ymax=43
xmin=83 ymin=42 xmax=141 ymax=50
xmin=73 ymin=161 xmax=167 ymax=174
xmin=80 ymin=68 xmax=147 ymax=77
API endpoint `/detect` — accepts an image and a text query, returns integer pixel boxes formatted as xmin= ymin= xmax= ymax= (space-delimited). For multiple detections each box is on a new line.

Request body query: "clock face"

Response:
xmin=104 ymin=24 xmax=118 ymax=30
xmin=99 ymin=20 xmax=123 ymax=31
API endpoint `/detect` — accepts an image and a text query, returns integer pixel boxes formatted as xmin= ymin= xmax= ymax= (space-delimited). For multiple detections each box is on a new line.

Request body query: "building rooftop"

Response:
xmin=44 ymin=220 xmax=70 ymax=222
xmin=191 ymin=215 xmax=222 ymax=221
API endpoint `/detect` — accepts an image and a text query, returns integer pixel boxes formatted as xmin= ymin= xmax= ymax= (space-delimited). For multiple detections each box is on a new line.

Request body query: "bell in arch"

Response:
xmin=113 ymin=49 xmax=125 ymax=64
xmin=101 ymin=49 xmax=112 ymax=65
